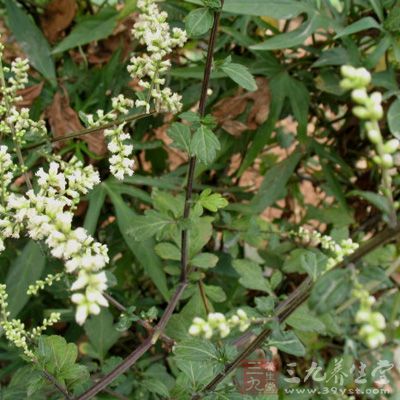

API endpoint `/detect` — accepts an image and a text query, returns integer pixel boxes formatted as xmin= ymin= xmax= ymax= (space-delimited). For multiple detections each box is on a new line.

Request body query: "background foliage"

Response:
xmin=1 ymin=0 xmax=400 ymax=398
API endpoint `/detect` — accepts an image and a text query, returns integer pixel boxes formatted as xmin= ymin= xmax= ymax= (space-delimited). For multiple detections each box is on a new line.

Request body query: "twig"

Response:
xmin=39 ymin=364 xmax=72 ymax=399
xmin=75 ymin=283 xmax=187 ymax=400
xmin=192 ymin=223 xmax=400 ymax=399
xmin=104 ymin=292 xmax=175 ymax=348
xmin=73 ymin=5 xmax=224 ymax=399
xmin=23 ymin=111 xmax=156 ymax=151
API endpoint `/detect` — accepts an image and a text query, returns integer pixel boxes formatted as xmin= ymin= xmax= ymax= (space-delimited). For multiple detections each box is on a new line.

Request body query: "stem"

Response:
xmin=39 ymin=365 xmax=72 ymax=399
xmin=75 ymin=282 xmax=188 ymax=400
xmin=73 ymin=6 xmax=224 ymax=399
xmin=192 ymin=223 xmax=400 ymax=399
xmin=23 ymin=111 xmax=156 ymax=151
xmin=103 ymin=292 xmax=174 ymax=347
xmin=180 ymin=0 xmax=224 ymax=281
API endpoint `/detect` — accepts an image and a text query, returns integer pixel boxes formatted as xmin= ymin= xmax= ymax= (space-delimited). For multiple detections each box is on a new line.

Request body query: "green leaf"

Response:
xmin=232 ymin=259 xmax=273 ymax=294
xmin=4 ymin=0 xmax=56 ymax=83
xmin=184 ymin=7 xmax=214 ymax=37
xmin=84 ymin=309 xmax=120 ymax=362
xmin=186 ymin=0 xmax=313 ymax=19
xmin=309 ymin=269 xmax=352 ymax=314
xmin=5 ymin=241 xmax=46 ymax=318
xmin=348 ymin=190 xmax=392 ymax=215
xmin=52 ymin=8 xmax=118 ymax=54
xmin=191 ymin=125 xmax=221 ymax=165
xmin=37 ymin=335 xmax=77 ymax=373
xmin=168 ymin=123 xmax=192 ymax=154
xmin=202 ymin=0 xmax=221 ymax=9
xmin=174 ymin=338 xmax=219 ymax=363
xmin=251 ymin=16 xmax=323 ymax=50
xmin=83 ymin=184 xmax=106 ymax=235
xmin=286 ymin=304 xmax=326 ymax=333
xmin=300 ymin=251 xmax=320 ymax=281
xmin=388 ymin=98 xmax=400 ymax=138
xmin=334 ymin=16 xmax=381 ymax=38
xmin=191 ymin=253 xmax=219 ymax=269
xmin=128 ymin=210 xmax=175 ymax=241
xmin=106 ymin=187 xmax=170 ymax=300
xmin=221 ymin=62 xmax=257 ymax=91
xmin=199 ymin=189 xmax=228 ymax=212
xmin=141 ymin=378 xmax=170 ymax=397
xmin=269 ymin=330 xmax=305 ymax=356
xmin=250 ymin=150 xmax=302 ymax=213
xmin=155 ymin=242 xmax=181 ymax=261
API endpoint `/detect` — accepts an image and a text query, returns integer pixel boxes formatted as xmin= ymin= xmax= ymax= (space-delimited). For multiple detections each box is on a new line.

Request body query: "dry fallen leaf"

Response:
xmin=47 ymin=88 xmax=106 ymax=155
xmin=40 ymin=0 xmax=77 ymax=43
xmin=16 ymin=82 xmax=44 ymax=108
xmin=213 ymin=78 xmax=270 ymax=136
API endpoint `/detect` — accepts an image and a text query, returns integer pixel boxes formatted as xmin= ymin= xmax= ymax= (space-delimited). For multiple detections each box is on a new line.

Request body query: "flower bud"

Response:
xmin=383 ymin=139 xmax=399 ymax=154
xmin=352 ymin=106 xmax=370 ymax=120
xmin=367 ymin=129 xmax=381 ymax=144
xmin=381 ymin=154 xmax=394 ymax=168
xmin=370 ymin=312 xmax=386 ymax=330
xmin=341 ymin=65 xmax=356 ymax=78
xmin=351 ymin=88 xmax=368 ymax=104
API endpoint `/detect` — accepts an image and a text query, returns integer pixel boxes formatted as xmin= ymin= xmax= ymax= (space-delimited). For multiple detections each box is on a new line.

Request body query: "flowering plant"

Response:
xmin=1 ymin=0 xmax=400 ymax=399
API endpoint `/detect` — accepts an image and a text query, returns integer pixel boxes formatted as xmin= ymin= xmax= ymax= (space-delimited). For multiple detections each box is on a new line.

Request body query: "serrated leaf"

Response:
xmin=232 ymin=259 xmax=273 ymax=294
xmin=84 ymin=309 xmax=120 ymax=362
xmin=191 ymin=253 xmax=219 ymax=269
xmin=127 ymin=210 xmax=175 ymax=240
xmin=199 ymin=189 xmax=229 ymax=212
xmin=168 ymin=123 xmax=192 ymax=154
xmin=309 ymin=269 xmax=352 ymax=314
xmin=300 ymin=251 xmax=320 ymax=281
xmin=6 ymin=241 xmax=46 ymax=318
xmin=5 ymin=0 xmax=56 ymax=83
xmin=286 ymin=304 xmax=326 ymax=333
xmin=221 ymin=62 xmax=257 ymax=91
xmin=174 ymin=338 xmax=219 ymax=363
xmin=269 ymin=330 xmax=305 ymax=356
xmin=106 ymin=187 xmax=170 ymax=300
xmin=185 ymin=7 xmax=214 ymax=37
xmin=191 ymin=125 xmax=221 ymax=165
xmin=37 ymin=336 xmax=77 ymax=373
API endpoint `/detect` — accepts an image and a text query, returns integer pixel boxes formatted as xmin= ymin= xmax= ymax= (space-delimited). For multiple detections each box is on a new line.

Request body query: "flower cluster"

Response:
xmin=353 ymin=282 xmax=386 ymax=349
xmin=27 ymin=272 xmax=64 ymax=296
xmin=0 ymin=284 xmax=61 ymax=359
xmin=340 ymin=65 xmax=399 ymax=169
xmin=86 ymin=95 xmax=135 ymax=180
xmin=128 ymin=0 xmax=187 ymax=114
xmin=0 ymin=149 xmax=109 ymax=325
xmin=0 ymin=44 xmax=46 ymax=146
xmin=294 ymin=227 xmax=359 ymax=270
xmin=188 ymin=309 xmax=251 ymax=339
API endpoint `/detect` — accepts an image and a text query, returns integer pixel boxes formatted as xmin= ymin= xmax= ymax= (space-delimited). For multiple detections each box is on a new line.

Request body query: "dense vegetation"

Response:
xmin=0 ymin=0 xmax=400 ymax=399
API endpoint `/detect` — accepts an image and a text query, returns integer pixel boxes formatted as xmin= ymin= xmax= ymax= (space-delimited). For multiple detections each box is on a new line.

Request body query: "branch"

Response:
xmin=192 ymin=223 xmax=400 ymax=399
xmin=73 ymin=4 xmax=224 ymax=398
xmin=75 ymin=282 xmax=187 ymax=400
xmin=36 ymin=362 xmax=72 ymax=399
xmin=23 ymin=111 xmax=156 ymax=151
xmin=104 ymin=292 xmax=175 ymax=348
